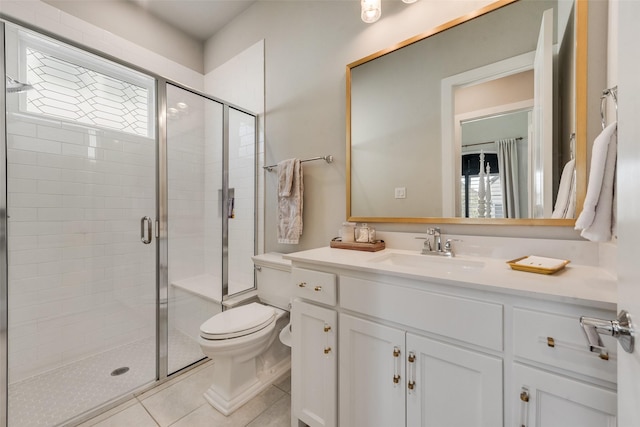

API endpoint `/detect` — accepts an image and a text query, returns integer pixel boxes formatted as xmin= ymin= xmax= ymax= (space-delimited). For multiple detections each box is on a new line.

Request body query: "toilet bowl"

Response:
xmin=198 ymin=253 xmax=292 ymax=416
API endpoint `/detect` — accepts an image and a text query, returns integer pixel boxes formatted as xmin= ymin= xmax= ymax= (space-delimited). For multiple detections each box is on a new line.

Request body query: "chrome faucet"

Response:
xmin=417 ymin=228 xmax=454 ymax=257
xmin=428 ymin=227 xmax=442 ymax=252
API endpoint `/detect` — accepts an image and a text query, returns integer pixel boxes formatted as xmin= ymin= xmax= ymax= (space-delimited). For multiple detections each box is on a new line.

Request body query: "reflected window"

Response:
xmin=461 ymin=153 xmax=504 ymax=218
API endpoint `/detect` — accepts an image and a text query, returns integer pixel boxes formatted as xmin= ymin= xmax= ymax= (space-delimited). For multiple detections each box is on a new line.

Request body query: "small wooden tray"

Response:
xmin=507 ymin=255 xmax=570 ymax=275
xmin=330 ymin=238 xmax=385 ymax=252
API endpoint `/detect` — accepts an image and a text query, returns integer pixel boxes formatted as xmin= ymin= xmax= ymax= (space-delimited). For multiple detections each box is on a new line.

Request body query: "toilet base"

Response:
xmin=203 ymin=357 xmax=291 ymax=416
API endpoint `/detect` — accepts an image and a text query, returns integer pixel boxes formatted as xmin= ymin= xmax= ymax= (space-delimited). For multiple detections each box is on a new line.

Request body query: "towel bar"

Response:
xmin=263 ymin=155 xmax=333 ymax=172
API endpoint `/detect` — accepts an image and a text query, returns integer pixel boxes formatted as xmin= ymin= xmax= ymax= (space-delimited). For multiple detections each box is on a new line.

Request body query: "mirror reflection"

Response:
xmin=348 ymin=0 xmax=581 ymax=223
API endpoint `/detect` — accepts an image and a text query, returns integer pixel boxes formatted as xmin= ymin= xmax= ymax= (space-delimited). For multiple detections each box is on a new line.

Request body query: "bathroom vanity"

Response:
xmin=286 ymin=239 xmax=617 ymax=427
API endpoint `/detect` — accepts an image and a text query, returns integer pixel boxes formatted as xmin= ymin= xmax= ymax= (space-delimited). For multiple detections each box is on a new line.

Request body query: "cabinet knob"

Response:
xmin=393 ymin=374 xmax=401 ymax=384
xmin=408 ymin=380 xmax=415 ymax=390
xmin=546 ymin=337 xmax=555 ymax=348
xmin=324 ymin=325 xmax=331 ymax=332
xmin=520 ymin=390 xmax=529 ymax=402
xmin=324 ymin=347 xmax=332 ymax=354
xmin=314 ymin=286 xmax=322 ymax=292
xmin=298 ymin=282 xmax=306 ymax=288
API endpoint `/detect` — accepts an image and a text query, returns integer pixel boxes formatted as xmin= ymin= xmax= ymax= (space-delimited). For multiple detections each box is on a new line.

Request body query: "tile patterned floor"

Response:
xmin=8 ymin=330 xmax=206 ymax=427
xmin=78 ymin=362 xmax=292 ymax=427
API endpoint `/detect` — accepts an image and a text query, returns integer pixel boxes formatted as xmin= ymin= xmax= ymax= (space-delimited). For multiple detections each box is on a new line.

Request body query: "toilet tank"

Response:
xmin=252 ymin=253 xmax=292 ymax=310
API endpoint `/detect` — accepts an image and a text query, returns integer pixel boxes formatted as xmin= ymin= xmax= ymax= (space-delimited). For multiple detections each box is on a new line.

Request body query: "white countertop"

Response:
xmin=284 ymin=246 xmax=617 ymax=309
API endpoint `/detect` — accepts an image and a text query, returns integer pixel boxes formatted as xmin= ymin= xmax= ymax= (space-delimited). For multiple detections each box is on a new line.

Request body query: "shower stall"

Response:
xmin=0 ymin=19 xmax=257 ymax=427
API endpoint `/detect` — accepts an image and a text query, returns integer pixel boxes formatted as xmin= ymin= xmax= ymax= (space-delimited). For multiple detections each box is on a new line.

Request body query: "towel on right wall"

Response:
xmin=575 ymin=122 xmax=617 ymax=242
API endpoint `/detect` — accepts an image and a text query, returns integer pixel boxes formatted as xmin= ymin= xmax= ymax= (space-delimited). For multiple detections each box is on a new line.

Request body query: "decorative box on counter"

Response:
xmin=330 ymin=237 xmax=385 ymax=252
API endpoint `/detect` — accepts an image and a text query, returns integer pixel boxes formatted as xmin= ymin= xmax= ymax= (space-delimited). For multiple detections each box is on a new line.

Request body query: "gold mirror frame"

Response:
xmin=346 ymin=0 xmax=587 ymax=226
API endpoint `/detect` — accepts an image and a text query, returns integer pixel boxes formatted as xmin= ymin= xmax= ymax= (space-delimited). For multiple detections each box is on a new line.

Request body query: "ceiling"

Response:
xmin=129 ymin=0 xmax=257 ymax=41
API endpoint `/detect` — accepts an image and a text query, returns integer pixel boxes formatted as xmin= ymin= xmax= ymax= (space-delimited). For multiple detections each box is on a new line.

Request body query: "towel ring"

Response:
xmin=600 ymin=86 xmax=618 ymax=130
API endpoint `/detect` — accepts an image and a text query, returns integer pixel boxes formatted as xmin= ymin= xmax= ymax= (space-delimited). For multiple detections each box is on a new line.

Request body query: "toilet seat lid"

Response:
xmin=200 ymin=302 xmax=276 ymax=340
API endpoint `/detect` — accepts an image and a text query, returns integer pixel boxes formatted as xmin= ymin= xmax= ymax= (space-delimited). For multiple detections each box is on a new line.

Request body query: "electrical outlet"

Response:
xmin=394 ymin=187 xmax=406 ymax=199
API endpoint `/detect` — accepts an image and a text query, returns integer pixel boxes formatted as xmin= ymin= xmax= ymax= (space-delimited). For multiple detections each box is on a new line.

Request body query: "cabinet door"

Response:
xmin=406 ymin=333 xmax=503 ymax=427
xmin=513 ymin=363 xmax=617 ymax=427
xmin=339 ymin=314 xmax=406 ymax=427
xmin=291 ymin=300 xmax=337 ymax=427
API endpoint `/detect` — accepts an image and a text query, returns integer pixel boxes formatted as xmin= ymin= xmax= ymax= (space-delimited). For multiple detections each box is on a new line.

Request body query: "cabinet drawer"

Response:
xmin=292 ymin=267 xmax=337 ymax=306
xmin=340 ymin=275 xmax=503 ymax=351
xmin=513 ymin=307 xmax=617 ymax=383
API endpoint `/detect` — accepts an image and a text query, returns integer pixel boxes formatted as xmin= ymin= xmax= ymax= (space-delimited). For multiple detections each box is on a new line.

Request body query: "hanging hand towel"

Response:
xmin=552 ymin=158 xmax=576 ymax=219
xmin=277 ymin=159 xmax=304 ymax=244
xmin=575 ymin=122 xmax=617 ymax=242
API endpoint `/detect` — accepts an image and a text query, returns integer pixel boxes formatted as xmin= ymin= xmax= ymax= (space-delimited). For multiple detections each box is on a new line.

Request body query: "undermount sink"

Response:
xmin=369 ymin=251 xmax=485 ymax=273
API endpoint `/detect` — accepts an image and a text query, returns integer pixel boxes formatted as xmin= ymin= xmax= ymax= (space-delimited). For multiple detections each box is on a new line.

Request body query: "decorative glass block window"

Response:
xmin=23 ymin=46 xmax=154 ymax=137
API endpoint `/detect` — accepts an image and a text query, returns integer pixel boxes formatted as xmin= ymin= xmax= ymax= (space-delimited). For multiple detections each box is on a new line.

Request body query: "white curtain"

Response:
xmin=496 ymin=138 xmax=520 ymax=218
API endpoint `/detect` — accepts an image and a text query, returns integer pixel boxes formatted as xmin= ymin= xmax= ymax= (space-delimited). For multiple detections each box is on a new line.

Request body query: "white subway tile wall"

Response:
xmin=167 ymin=90 xmax=212 ymax=284
xmin=203 ymin=106 xmax=224 ymax=282
xmin=7 ymin=114 xmax=157 ymax=383
xmin=228 ymin=109 xmax=257 ymax=295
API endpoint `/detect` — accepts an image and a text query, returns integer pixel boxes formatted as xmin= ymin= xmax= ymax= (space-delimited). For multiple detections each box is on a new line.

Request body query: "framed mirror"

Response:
xmin=346 ymin=0 xmax=587 ymax=225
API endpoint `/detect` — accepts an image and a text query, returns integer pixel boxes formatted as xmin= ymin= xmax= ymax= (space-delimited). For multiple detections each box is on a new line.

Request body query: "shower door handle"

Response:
xmin=141 ymin=216 xmax=153 ymax=244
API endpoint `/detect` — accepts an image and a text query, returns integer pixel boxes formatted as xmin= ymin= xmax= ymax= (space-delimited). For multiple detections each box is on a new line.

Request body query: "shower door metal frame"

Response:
xmin=0 ymin=21 xmax=9 ymax=427
xmin=0 ymin=15 xmax=258 ymax=427
xmin=157 ymin=79 xmax=169 ymax=380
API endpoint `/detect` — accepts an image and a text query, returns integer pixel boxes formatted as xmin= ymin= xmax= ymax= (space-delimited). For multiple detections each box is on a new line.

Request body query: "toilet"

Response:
xmin=198 ymin=253 xmax=292 ymax=416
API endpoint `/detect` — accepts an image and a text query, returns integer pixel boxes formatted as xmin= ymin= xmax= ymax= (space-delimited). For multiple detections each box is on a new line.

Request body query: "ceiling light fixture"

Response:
xmin=361 ymin=0 xmax=381 ymax=24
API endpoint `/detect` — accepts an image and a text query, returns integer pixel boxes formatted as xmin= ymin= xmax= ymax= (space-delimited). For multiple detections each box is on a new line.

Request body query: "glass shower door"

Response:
xmin=4 ymin=23 xmax=157 ymax=426
xmin=227 ymin=107 xmax=257 ymax=297
xmin=166 ymin=84 xmax=223 ymax=374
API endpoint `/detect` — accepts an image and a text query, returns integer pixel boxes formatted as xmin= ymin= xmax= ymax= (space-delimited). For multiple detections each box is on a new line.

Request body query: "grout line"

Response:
xmin=139 ymin=399 xmax=161 ymax=427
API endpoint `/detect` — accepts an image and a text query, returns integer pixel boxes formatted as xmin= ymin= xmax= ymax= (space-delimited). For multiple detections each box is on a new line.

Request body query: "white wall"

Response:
xmin=41 ymin=0 xmax=204 ymax=73
xmin=1 ymin=0 xmax=204 ymax=89
xmin=204 ymin=0 xmax=602 ymax=251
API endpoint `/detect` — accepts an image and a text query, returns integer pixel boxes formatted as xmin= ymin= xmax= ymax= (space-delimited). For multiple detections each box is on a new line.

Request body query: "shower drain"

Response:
xmin=110 ymin=367 xmax=130 ymax=376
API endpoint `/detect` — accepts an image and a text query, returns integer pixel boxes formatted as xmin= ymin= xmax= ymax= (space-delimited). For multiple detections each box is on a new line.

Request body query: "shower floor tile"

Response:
xmin=8 ymin=330 xmax=204 ymax=427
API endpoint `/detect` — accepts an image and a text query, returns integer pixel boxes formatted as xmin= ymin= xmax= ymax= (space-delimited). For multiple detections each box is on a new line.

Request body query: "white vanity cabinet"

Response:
xmin=338 ymin=314 xmax=406 ymax=426
xmin=286 ymin=247 xmax=618 ymax=427
xmin=513 ymin=364 xmax=617 ymax=427
xmin=510 ymin=304 xmax=618 ymax=427
xmin=339 ymin=313 xmax=503 ymax=427
xmin=291 ymin=268 xmax=338 ymax=427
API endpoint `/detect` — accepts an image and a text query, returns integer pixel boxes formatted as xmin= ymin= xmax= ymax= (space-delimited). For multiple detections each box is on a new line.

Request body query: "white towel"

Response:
xmin=552 ymin=158 xmax=576 ymax=219
xmin=277 ymin=159 xmax=303 ymax=244
xmin=575 ymin=122 xmax=617 ymax=242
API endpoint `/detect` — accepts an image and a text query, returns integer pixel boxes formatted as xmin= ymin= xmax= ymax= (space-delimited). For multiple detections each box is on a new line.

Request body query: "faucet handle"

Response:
xmin=415 ymin=236 xmax=432 ymax=253
xmin=427 ymin=227 xmax=440 ymax=236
